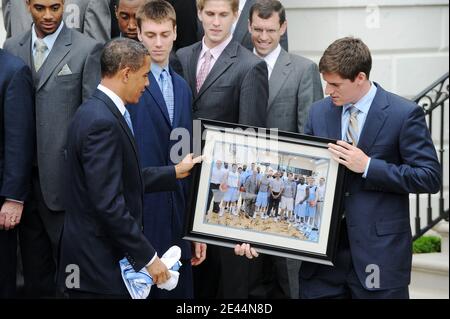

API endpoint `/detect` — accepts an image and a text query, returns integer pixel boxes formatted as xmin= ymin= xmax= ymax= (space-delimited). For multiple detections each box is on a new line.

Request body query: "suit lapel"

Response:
xmin=188 ymin=43 xmax=202 ymax=97
xmin=326 ymin=101 xmax=343 ymax=140
xmin=147 ymin=72 xmax=172 ymax=127
xmin=357 ymin=84 xmax=389 ymax=153
xmin=268 ymin=49 xmax=292 ymax=109
xmin=36 ymin=25 xmax=72 ymax=92
xmin=93 ymin=90 xmax=141 ymax=170
xmin=233 ymin=0 xmax=254 ymax=43
xmin=17 ymin=31 xmax=33 ymax=69
xmin=194 ymin=42 xmax=237 ymax=102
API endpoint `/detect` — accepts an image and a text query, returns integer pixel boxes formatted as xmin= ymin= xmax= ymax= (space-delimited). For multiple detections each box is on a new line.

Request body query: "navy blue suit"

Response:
xmin=128 ymin=69 xmax=193 ymax=298
xmin=59 ymin=89 xmax=177 ymax=296
xmin=0 ymin=49 xmax=35 ymax=298
xmin=301 ymin=83 xmax=441 ymax=299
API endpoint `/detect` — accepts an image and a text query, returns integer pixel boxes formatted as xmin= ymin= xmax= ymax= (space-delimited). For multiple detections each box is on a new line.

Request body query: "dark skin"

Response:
xmin=115 ymin=0 xmax=144 ymax=40
xmin=27 ymin=0 xmax=64 ymax=38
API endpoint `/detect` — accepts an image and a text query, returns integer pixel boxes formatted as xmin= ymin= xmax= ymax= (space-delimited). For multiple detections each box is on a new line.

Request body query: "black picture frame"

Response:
xmin=185 ymin=119 xmax=346 ymax=265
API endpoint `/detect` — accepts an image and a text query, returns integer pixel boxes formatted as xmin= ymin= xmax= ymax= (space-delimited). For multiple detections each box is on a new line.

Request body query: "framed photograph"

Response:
xmin=185 ymin=119 xmax=346 ymax=265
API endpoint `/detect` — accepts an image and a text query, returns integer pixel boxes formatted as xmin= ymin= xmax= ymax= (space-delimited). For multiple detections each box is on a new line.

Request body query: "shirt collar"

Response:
xmin=31 ymin=21 xmax=64 ymax=53
xmin=97 ymin=84 xmax=127 ymax=116
xmin=343 ymin=82 xmax=378 ymax=114
xmin=200 ymin=35 xmax=233 ymax=61
xmin=151 ymin=63 xmax=170 ymax=80
xmin=254 ymin=44 xmax=281 ymax=69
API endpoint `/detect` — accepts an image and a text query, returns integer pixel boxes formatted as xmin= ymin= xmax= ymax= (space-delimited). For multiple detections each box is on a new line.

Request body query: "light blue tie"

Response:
xmin=123 ymin=109 xmax=134 ymax=136
xmin=160 ymin=69 xmax=174 ymax=124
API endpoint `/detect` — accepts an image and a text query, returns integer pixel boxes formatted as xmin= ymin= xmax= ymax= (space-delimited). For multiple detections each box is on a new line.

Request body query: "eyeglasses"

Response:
xmin=250 ymin=26 xmax=279 ymax=35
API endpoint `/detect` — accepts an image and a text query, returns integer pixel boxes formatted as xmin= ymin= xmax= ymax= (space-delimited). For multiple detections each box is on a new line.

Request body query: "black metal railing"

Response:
xmin=413 ymin=72 xmax=449 ymax=241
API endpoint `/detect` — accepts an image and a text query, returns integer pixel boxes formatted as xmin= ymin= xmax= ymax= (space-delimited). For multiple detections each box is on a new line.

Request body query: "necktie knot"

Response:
xmin=34 ymin=38 xmax=48 ymax=72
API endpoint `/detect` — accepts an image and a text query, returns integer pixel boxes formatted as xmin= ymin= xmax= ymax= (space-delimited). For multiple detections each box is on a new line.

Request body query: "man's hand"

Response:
xmin=328 ymin=141 xmax=369 ymax=173
xmin=0 ymin=200 xmax=24 ymax=231
xmin=234 ymin=243 xmax=259 ymax=259
xmin=146 ymin=257 xmax=171 ymax=285
xmin=191 ymin=242 xmax=207 ymax=266
xmin=175 ymin=153 xmax=203 ymax=179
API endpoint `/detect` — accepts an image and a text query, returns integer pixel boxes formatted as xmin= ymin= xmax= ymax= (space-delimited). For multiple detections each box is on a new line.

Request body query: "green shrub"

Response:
xmin=413 ymin=236 xmax=441 ymax=254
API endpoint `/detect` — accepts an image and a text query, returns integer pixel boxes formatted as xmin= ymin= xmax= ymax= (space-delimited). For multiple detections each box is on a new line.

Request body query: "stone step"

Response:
xmin=433 ymin=221 xmax=449 ymax=255
xmin=410 ymin=252 xmax=449 ymax=298
xmin=410 ymin=288 xmax=449 ymax=299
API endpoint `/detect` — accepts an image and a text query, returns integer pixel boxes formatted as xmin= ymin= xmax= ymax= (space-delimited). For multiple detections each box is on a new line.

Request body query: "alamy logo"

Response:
xmin=365 ymin=264 xmax=380 ymax=289
xmin=65 ymin=264 xmax=80 ymax=289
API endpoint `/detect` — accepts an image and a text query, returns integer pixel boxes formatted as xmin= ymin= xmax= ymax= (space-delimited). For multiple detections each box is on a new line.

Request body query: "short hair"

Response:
xmin=319 ymin=37 xmax=372 ymax=81
xmin=101 ymin=38 xmax=150 ymax=78
xmin=137 ymin=0 xmax=177 ymax=29
xmin=249 ymin=0 xmax=286 ymax=26
xmin=197 ymin=0 xmax=238 ymax=13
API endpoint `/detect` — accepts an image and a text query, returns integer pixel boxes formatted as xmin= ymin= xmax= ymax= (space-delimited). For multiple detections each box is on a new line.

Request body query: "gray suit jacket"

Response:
xmin=2 ymin=0 xmax=111 ymax=43
xmin=267 ymin=49 xmax=323 ymax=133
xmin=177 ymin=40 xmax=268 ymax=127
xmin=4 ymin=25 xmax=102 ymax=211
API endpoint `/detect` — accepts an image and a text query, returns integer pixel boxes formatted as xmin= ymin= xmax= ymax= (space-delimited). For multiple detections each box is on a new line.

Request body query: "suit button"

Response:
xmin=344 ymin=192 xmax=351 ymax=197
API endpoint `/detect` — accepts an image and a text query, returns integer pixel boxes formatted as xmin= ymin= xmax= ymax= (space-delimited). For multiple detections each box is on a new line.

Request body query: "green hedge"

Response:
xmin=413 ymin=236 xmax=441 ymax=254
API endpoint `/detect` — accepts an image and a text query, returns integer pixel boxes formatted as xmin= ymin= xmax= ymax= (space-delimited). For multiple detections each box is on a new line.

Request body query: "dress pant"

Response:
xmin=19 ymin=170 xmax=65 ymax=298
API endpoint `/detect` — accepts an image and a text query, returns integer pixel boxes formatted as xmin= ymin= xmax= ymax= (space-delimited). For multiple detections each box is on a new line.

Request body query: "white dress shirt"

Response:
xmin=254 ymin=44 xmax=281 ymax=79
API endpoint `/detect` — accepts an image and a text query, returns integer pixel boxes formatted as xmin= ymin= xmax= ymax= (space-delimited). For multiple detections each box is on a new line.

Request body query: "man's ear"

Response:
xmin=121 ymin=67 xmax=131 ymax=83
xmin=137 ymin=28 xmax=143 ymax=42
xmin=173 ymin=26 xmax=177 ymax=41
xmin=280 ymin=21 xmax=287 ymax=36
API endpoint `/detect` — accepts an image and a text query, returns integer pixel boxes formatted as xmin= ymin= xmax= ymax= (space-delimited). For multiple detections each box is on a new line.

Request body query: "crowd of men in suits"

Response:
xmin=0 ymin=0 xmax=441 ymax=299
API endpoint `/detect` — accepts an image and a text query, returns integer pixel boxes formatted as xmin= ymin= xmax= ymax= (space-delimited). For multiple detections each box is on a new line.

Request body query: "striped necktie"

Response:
xmin=346 ymin=105 xmax=360 ymax=146
xmin=160 ymin=69 xmax=174 ymax=124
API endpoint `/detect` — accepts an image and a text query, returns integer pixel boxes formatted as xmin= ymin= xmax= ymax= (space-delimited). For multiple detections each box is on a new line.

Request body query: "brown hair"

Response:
xmin=136 ymin=0 xmax=177 ymax=30
xmin=197 ymin=0 xmax=239 ymax=13
xmin=319 ymin=37 xmax=372 ymax=81
xmin=249 ymin=0 xmax=286 ymax=26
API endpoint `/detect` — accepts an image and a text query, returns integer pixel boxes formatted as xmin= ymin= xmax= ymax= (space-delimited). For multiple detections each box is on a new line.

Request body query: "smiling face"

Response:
xmin=27 ymin=0 xmax=64 ymax=38
xmin=249 ymin=11 xmax=286 ymax=57
xmin=116 ymin=0 xmax=144 ymax=40
xmin=198 ymin=0 xmax=237 ymax=48
xmin=123 ymin=55 xmax=151 ymax=104
xmin=138 ymin=19 xmax=176 ymax=67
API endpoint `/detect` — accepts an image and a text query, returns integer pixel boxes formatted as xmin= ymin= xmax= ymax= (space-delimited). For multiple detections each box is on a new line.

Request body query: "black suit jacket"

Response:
xmin=177 ymin=40 xmax=268 ymax=127
xmin=59 ymin=89 xmax=177 ymax=296
xmin=0 ymin=49 xmax=34 ymax=202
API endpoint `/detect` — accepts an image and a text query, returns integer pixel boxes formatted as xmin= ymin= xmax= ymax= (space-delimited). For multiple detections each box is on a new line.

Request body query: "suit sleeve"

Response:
xmin=364 ymin=106 xmax=441 ymax=194
xmin=141 ymin=166 xmax=177 ymax=193
xmin=81 ymin=42 xmax=103 ymax=102
xmin=0 ymin=64 xmax=35 ymax=201
xmin=84 ymin=0 xmax=111 ymax=44
xmin=239 ymin=60 xmax=268 ymax=127
xmin=82 ymin=120 xmax=155 ymax=271
xmin=297 ymin=62 xmax=323 ymax=133
xmin=303 ymin=103 xmax=314 ymax=135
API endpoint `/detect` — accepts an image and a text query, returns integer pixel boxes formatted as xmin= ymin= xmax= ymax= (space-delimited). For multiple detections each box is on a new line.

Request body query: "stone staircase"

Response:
xmin=410 ymin=221 xmax=449 ymax=299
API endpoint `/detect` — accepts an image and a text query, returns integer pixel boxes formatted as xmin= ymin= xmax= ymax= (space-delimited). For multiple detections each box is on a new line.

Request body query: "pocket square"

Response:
xmin=58 ymin=64 xmax=72 ymax=76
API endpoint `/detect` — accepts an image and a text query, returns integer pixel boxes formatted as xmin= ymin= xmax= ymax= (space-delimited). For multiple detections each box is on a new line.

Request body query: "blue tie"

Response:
xmin=160 ymin=69 xmax=174 ymax=124
xmin=123 ymin=109 xmax=134 ymax=136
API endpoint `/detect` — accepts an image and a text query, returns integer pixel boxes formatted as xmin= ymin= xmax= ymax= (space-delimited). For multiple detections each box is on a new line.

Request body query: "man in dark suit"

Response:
xmin=127 ymin=0 xmax=206 ymax=299
xmin=197 ymin=0 xmax=288 ymax=52
xmin=177 ymin=0 xmax=268 ymax=298
xmin=59 ymin=38 xmax=200 ymax=298
xmin=4 ymin=0 xmax=102 ymax=297
xmin=0 ymin=49 xmax=35 ymax=298
xmin=302 ymin=37 xmax=441 ymax=299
